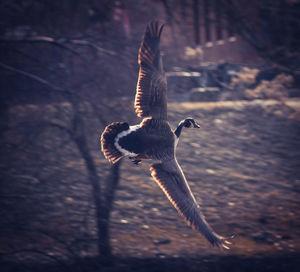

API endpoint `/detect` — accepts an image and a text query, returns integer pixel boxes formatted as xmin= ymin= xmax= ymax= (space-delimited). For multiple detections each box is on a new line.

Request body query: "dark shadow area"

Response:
xmin=1 ymin=253 xmax=300 ymax=272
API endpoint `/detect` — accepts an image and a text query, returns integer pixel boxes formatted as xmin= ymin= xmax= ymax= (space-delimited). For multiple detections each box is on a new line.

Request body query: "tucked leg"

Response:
xmin=129 ymin=154 xmax=149 ymax=165
xmin=128 ymin=156 xmax=142 ymax=165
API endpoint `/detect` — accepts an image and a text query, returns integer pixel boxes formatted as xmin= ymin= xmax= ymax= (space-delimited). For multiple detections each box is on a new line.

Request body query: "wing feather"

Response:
xmin=135 ymin=21 xmax=167 ymax=120
xmin=150 ymin=159 xmax=230 ymax=248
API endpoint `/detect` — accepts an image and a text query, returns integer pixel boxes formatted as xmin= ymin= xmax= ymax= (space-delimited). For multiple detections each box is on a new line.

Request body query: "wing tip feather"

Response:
xmin=138 ymin=21 xmax=165 ymax=66
xmin=150 ymin=162 xmax=234 ymax=249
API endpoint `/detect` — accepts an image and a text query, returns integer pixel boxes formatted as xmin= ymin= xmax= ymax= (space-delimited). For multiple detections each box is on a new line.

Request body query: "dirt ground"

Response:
xmin=106 ymin=99 xmax=300 ymax=270
xmin=1 ymin=98 xmax=300 ymax=271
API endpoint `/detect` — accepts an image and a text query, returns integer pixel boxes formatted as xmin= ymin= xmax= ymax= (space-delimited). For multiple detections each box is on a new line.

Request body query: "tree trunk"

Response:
xmin=193 ymin=0 xmax=200 ymax=45
xmin=74 ymin=134 xmax=109 ymax=258
xmin=99 ymin=160 xmax=121 ymax=259
xmin=73 ymin=112 xmax=121 ymax=261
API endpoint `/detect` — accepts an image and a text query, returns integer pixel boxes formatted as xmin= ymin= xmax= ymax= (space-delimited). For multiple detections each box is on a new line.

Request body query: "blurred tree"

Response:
xmin=219 ymin=0 xmax=300 ymax=73
xmin=0 ymin=0 xmax=137 ymax=265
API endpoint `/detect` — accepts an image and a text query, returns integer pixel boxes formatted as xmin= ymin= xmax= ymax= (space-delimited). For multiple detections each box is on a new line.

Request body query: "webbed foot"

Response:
xmin=133 ymin=159 xmax=141 ymax=165
xmin=129 ymin=157 xmax=142 ymax=165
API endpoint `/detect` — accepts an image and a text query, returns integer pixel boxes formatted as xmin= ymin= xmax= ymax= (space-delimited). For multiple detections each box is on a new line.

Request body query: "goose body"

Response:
xmin=101 ymin=21 xmax=231 ymax=248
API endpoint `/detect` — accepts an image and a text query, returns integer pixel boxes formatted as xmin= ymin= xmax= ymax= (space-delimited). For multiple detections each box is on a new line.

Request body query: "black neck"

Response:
xmin=174 ymin=122 xmax=184 ymax=138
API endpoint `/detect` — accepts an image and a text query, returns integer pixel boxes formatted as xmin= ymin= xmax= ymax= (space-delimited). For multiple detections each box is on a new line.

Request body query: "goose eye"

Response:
xmin=185 ymin=121 xmax=191 ymax=127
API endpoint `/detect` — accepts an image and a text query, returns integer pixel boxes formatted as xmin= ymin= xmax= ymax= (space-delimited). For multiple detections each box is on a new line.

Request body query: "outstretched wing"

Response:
xmin=150 ymin=159 xmax=230 ymax=248
xmin=135 ymin=21 xmax=168 ymax=120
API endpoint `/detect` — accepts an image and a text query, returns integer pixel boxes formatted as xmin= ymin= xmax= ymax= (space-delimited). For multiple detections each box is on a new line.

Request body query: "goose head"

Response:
xmin=174 ymin=117 xmax=200 ymax=138
xmin=181 ymin=118 xmax=201 ymax=128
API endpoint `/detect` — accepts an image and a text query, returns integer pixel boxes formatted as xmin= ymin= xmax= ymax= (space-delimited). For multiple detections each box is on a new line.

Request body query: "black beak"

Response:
xmin=193 ymin=122 xmax=201 ymax=128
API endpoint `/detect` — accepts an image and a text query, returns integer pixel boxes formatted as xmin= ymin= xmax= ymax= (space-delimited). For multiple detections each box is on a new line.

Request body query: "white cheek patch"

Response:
xmin=114 ymin=125 xmax=140 ymax=156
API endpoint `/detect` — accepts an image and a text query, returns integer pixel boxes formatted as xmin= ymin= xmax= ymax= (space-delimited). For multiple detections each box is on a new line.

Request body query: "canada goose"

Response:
xmin=101 ymin=21 xmax=231 ymax=248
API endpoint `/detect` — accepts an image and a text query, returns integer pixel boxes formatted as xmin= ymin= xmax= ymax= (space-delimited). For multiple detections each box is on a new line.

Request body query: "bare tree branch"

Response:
xmin=47 ymin=120 xmax=73 ymax=136
xmin=68 ymin=39 xmax=116 ymax=55
xmin=0 ymin=61 xmax=67 ymax=92
xmin=0 ymin=36 xmax=80 ymax=56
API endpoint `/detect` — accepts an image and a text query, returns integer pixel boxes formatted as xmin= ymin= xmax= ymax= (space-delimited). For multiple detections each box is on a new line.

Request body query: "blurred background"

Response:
xmin=0 ymin=0 xmax=300 ymax=271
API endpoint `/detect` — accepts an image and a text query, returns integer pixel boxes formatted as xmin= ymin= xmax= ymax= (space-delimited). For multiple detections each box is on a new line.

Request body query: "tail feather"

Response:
xmin=101 ymin=122 xmax=129 ymax=163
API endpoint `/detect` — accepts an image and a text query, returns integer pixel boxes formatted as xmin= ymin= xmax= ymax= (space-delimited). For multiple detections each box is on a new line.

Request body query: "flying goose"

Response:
xmin=101 ymin=21 xmax=231 ymax=248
